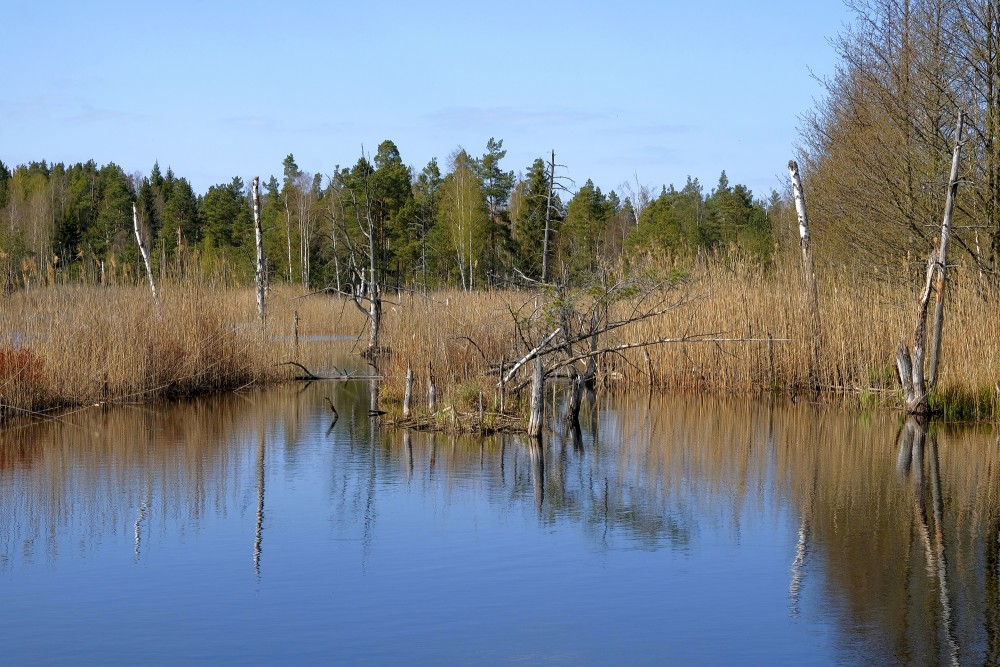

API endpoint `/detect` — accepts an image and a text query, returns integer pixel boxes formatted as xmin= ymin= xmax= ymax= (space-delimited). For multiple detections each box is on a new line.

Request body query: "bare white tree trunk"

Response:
xmin=542 ymin=149 xmax=555 ymax=283
xmin=284 ymin=203 xmax=293 ymax=283
xmin=402 ymin=363 xmax=413 ymax=418
xmin=897 ymin=254 xmax=936 ymax=414
xmin=788 ymin=160 xmax=822 ymax=382
xmin=132 ymin=203 xmax=157 ymax=302
xmin=927 ymin=110 xmax=966 ymax=388
xmin=252 ymin=177 xmax=266 ymax=326
xmin=527 ymin=355 xmax=544 ymax=438
xmin=428 ymin=361 xmax=437 ymax=412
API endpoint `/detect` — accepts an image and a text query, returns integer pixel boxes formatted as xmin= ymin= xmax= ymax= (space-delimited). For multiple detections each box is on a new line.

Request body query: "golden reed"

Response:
xmin=379 ymin=257 xmax=1000 ymax=421
xmin=3 ymin=254 xmax=997 ymax=422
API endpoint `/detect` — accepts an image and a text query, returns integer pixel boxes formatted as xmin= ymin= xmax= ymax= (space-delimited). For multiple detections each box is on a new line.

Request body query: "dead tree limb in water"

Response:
xmin=927 ymin=110 xmax=965 ymax=389
xmin=788 ymin=160 xmax=821 ymax=384
xmin=507 ymin=335 xmax=784 ymax=393
xmin=132 ymin=203 xmax=157 ymax=303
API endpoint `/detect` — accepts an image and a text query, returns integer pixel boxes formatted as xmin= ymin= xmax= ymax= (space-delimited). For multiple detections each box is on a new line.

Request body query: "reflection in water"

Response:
xmin=0 ymin=386 xmax=998 ymax=664
xmin=529 ymin=439 xmax=544 ymax=514
xmin=898 ymin=418 xmax=960 ymax=666
xmin=253 ymin=417 xmax=265 ymax=578
xmin=133 ymin=479 xmax=151 ymax=562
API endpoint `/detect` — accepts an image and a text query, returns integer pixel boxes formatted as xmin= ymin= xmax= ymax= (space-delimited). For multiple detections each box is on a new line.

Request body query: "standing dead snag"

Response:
xmin=788 ymin=160 xmax=821 ymax=384
xmin=896 ymin=111 xmax=966 ymax=415
xmin=132 ymin=203 xmax=157 ymax=303
xmin=252 ymin=177 xmax=266 ymax=326
xmin=427 ymin=361 xmax=437 ymax=412
xmin=402 ymin=363 xmax=413 ymax=418
xmin=542 ymin=149 xmax=556 ymax=283
xmin=927 ymin=111 xmax=965 ymax=389
xmin=897 ymin=256 xmax=936 ymax=414
xmin=527 ymin=355 xmax=544 ymax=439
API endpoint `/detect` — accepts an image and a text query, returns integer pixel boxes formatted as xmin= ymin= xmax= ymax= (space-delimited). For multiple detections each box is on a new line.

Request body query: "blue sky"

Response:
xmin=4 ymin=0 xmax=850 ymax=201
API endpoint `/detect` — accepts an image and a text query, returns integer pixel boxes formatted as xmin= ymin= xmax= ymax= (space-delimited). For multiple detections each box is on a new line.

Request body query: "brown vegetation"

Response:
xmin=3 ymin=251 xmax=1000 ymax=425
xmin=379 ymin=257 xmax=1000 ymax=423
xmin=0 ymin=284 xmax=367 ymax=420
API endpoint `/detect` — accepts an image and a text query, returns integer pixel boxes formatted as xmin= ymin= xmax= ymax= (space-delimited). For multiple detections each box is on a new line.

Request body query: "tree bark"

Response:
xmin=897 ymin=254 xmax=937 ymax=414
xmin=132 ymin=203 xmax=157 ymax=303
xmin=528 ymin=355 xmax=544 ymax=439
xmin=402 ymin=363 xmax=413 ymax=418
xmin=788 ymin=160 xmax=822 ymax=384
xmin=542 ymin=149 xmax=555 ymax=283
xmin=565 ymin=370 xmax=584 ymax=427
xmin=252 ymin=177 xmax=266 ymax=326
xmin=427 ymin=361 xmax=437 ymax=412
xmin=928 ymin=110 xmax=965 ymax=388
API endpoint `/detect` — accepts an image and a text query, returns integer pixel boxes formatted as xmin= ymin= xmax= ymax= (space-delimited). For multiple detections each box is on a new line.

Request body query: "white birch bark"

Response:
xmin=132 ymin=203 xmax=158 ymax=302
xmin=252 ymin=177 xmax=266 ymax=325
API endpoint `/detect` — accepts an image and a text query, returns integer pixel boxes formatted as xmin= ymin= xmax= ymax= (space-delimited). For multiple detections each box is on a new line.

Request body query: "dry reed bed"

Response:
xmin=3 ymin=257 xmax=998 ymax=423
xmin=380 ymin=261 xmax=1000 ymax=420
xmin=0 ymin=284 xmax=368 ymax=419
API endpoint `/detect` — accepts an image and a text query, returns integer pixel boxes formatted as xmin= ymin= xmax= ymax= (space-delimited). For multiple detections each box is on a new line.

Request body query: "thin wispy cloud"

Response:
xmin=427 ymin=106 xmax=609 ymax=130
xmin=1 ymin=95 xmax=147 ymax=126
xmin=220 ymin=115 xmax=355 ymax=135
xmin=65 ymin=108 xmax=148 ymax=125
xmin=597 ymin=122 xmax=695 ymax=137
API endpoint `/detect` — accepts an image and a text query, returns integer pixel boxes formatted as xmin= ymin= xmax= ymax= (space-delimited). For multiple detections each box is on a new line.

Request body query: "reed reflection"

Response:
xmin=367 ymin=393 xmax=1000 ymax=663
xmin=0 ymin=380 xmax=997 ymax=665
xmin=0 ymin=382 xmax=372 ymax=574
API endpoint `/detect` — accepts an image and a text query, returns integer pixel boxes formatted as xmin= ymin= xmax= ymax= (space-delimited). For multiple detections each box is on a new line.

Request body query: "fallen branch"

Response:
xmin=500 ymin=327 xmax=562 ymax=385
xmin=509 ymin=336 xmax=789 ymax=392
xmin=277 ymin=361 xmax=379 ymax=381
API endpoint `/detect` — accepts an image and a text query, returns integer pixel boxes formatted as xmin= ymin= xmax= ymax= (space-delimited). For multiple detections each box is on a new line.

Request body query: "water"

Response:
xmin=0 ymin=380 xmax=997 ymax=666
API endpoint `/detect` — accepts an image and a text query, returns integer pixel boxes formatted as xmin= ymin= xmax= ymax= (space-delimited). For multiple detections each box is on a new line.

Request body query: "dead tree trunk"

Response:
xmin=132 ymin=203 xmax=157 ymax=303
xmin=427 ymin=361 xmax=437 ymax=412
xmin=252 ymin=177 xmax=266 ymax=326
xmin=565 ymin=370 xmax=584 ymax=427
xmin=897 ymin=255 xmax=937 ymax=414
xmin=788 ymin=160 xmax=821 ymax=384
xmin=528 ymin=355 xmax=544 ymax=439
xmin=542 ymin=149 xmax=555 ymax=283
xmin=927 ymin=111 xmax=966 ymax=389
xmin=402 ymin=363 xmax=413 ymax=418
xmin=897 ymin=111 xmax=966 ymax=414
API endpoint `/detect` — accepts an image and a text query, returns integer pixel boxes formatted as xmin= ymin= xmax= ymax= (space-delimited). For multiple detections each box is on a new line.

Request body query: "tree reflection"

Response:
xmin=254 ymin=415 xmax=266 ymax=579
xmin=2 ymin=383 xmax=999 ymax=665
xmin=897 ymin=417 xmax=959 ymax=665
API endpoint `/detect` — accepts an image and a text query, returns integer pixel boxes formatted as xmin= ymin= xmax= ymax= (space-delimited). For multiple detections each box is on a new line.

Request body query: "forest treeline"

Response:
xmin=0 ymin=140 xmax=780 ymax=292
xmin=5 ymin=2 xmax=996 ymax=294
xmin=799 ymin=0 xmax=1000 ymax=277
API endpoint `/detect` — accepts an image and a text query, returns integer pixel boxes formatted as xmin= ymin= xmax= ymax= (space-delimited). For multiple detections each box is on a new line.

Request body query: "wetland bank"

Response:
xmin=8 ymin=0 xmax=1000 ymax=662
xmin=1 ymin=261 xmax=999 ymax=663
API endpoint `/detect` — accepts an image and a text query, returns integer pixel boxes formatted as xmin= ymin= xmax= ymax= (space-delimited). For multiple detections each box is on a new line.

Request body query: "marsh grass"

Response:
xmin=4 ymin=254 xmax=999 ymax=424
xmin=380 ymin=258 xmax=1000 ymax=422
xmin=0 ymin=283 xmax=367 ymax=419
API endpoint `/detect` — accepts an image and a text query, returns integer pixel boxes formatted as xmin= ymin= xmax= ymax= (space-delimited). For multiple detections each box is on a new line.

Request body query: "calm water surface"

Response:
xmin=0 ymin=377 xmax=997 ymax=665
